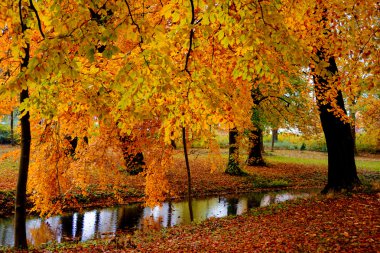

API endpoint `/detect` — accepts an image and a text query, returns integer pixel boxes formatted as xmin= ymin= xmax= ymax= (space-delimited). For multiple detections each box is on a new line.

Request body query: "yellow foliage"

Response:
xmin=1 ymin=0 xmax=378 ymax=215
xmin=144 ymin=143 xmax=172 ymax=207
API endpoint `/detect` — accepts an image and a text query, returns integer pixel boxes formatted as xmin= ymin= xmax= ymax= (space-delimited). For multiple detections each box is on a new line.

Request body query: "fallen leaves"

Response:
xmin=121 ymin=193 xmax=380 ymax=253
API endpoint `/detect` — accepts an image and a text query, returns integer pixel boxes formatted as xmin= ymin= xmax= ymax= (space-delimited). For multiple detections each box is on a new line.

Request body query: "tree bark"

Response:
xmin=15 ymin=92 xmax=31 ymax=249
xmin=182 ymin=127 xmax=193 ymax=222
xmin=271 ymin=128 xmax=278 ymax=151
xmin=226 ymin=127 xmax=244 ymax=175
xmin=14 ymin=0 xmax=31 ymax=248
xmin=350 ymin=111 xmax=358 ymax=155
xmin=247 ymin=103 xmax=266 ymax=166
xmin=313 ymin=54 xmax=360 ymax=193
xmin=247 ymin=128 xmax=266 ymax=166
xmin=247 ymin=89 xmax=266 ymax=166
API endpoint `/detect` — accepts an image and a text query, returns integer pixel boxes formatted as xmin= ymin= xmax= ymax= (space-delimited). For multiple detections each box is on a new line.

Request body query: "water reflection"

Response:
xmin=0 ymin=190 xmax=315 ymax=246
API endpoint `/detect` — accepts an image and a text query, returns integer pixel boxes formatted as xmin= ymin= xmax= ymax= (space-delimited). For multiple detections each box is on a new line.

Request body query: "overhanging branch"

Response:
xmin=28 ymin=0 xmax=45 ymax=39
xmin=184 ymin=0 xmax=195 ymax=76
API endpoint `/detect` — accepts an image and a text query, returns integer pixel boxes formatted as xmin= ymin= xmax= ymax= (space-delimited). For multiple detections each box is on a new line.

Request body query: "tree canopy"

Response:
xmin=0 ymin=0 xmax=378 ymax=213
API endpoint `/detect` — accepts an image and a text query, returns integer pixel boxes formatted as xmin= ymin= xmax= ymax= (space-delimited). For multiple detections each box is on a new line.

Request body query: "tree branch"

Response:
xmin=184 ymin=0 xmax=195 ymax=76
xmin=124 ymin=0 xmax=142 ymax=38
xmin=28 ymin=0 xmax=45 ymax=39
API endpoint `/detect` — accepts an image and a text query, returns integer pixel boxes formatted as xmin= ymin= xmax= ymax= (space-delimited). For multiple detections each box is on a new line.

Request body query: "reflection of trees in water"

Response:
xmin=61 ymin=215 xmax=75 ymax=241
xmin=60 ymin=213 xmax=86 ymax=242
xmin=0 ymin=221 xmax=13 ymax=246
xmin=60 ymin=213 xmax=84 ymax=242
xmin=167 ymin=202 xmax=173 ymax=228
xmin=0 ymin=190 xmax=314 ymax=246
xmin=61 ymin=208 xmax=123 ymax=242
xmin=74 ymin=213 xmax=84 ymax=241
xmin=141 ymin=216 xmax=163 ymax=232
xmin=226 ymin=198 xmax=239 ymax=216
xmin=96 ymin=208 xmax=118 ymax=238
xmin=29 ymin=222 xmax=56 ymax=246
xmin=93 ymin=211 xmax=101 ymax=239
xmin=247 ymin=193 xmax=266 ymax=209
xmin=117 ymin=204 xmax=144 ymax=231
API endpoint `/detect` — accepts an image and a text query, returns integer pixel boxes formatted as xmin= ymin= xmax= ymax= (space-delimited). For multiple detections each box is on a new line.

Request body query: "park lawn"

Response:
xmin=264 ymin=149 xmax=380 ymax=172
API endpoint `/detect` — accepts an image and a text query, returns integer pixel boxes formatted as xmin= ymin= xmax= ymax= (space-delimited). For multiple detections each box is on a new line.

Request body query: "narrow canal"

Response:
xmin=0 ymin=189 xmax=316 ymax=246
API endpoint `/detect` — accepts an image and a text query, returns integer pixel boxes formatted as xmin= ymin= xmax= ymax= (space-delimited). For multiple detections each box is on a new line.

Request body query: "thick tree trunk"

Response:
xmin=313 ymin=55 xmax=360 ymax=193
xmin=247 ymin=128 xmax=266 ymax=166
xmin=225 ymin=127 xmax=244 ymax=175
xmin=248 ymin=90 xmax=266 ymax=166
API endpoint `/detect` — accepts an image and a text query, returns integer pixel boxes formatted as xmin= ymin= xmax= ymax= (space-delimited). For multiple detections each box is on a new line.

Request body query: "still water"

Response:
xmin=0 ymin=190 xmax=314 ymax=246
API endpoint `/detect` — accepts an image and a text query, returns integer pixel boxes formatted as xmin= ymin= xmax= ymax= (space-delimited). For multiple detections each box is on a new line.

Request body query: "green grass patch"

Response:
xmin=264 ymin=151 xmax=380 ymax=172
xmin=0 ymin=157 xmax=19 ymax=171
xmin=356 ymin=160 xmax=380 ymax=172
xmin=265 ymin=155 xmax=327 ymax=167
xmin=252 ymin=176 xmax=290 ymax=188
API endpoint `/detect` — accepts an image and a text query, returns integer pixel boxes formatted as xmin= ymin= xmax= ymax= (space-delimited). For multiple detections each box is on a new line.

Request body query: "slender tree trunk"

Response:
xmin=273 ymin=128 xmax=278 ymax=142
xmin=10 ymin=111 xmax=15 ymax=146
xmin=170 ymin=140 xmax=177 ymax=149
xmin=247 ymin=128 xmax=266 ymax=166
xmin=226 ymin=127 xmax=244 ymax=175
xmin=14 ymin=0 xmax=31 ymax=248
xmin=313 ymin=54 xmax=360 ymax=193
xmin=350 ymin=111 xmax=358 ymax=155
xmin=271 ymin=128 xmax=278 ymax=151
xmin=182 ymin=127 xmax=193 ymax=222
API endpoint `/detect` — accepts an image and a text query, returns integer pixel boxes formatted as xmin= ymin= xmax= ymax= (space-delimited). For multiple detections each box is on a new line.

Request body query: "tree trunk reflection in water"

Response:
xmin=167 ymin=202 xmax=173 ymax=227
xmin=226 ymin=198 xmax=239 ymax=216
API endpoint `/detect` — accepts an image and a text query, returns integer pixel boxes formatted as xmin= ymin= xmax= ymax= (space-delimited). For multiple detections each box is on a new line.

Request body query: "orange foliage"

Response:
xmin=0 ymin=0 xmax=378 ymax=214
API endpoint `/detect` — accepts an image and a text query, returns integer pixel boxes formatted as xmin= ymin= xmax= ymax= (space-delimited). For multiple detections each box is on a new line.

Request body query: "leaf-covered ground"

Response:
xmin=24 ymin=193 xmax=380 ymax=252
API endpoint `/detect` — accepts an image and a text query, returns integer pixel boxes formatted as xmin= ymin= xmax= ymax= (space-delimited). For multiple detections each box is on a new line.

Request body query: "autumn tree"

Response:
xmin=282 ymin=0 xmax=379 ymax=191
xmin=0 ymin=3 xmax=377 ymax=246
xmin=0 ymin=0 xmax=45 ymax=248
